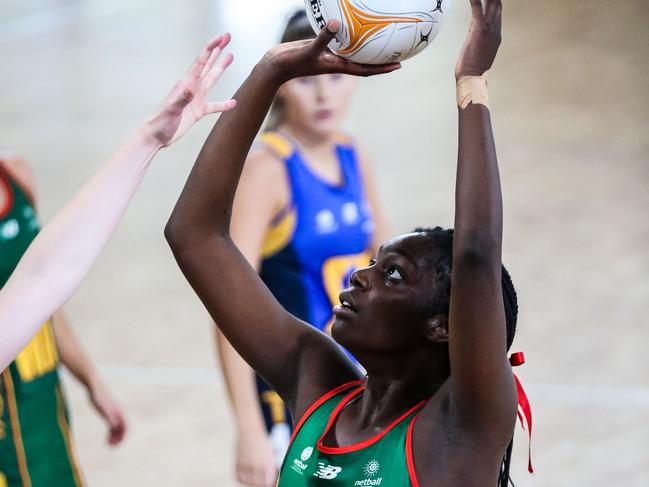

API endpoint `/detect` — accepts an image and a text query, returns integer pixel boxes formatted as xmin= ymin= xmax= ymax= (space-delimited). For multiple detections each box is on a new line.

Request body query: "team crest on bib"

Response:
xmin=301 ymin=446 xmax=313 ymax=461
xmin=291 ymin=446 xmax=314 ymax=475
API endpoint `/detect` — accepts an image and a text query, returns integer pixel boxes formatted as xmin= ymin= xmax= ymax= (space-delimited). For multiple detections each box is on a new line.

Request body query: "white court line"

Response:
xmin=78 ymin=364 xmax=649 ymax=409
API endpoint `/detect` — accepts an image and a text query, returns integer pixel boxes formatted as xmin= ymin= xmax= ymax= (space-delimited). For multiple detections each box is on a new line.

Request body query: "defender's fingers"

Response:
xmin=201 ymin=33 xmax=232 ymax=78
xmin=311 ymin=19 xmax=341 ymax=53
xmin=206 ymin=99 xmax=237 ymax=114
xmin=203 ymin=52 xmax=234 ymax=90
xmin=187 ymin=34 xmax=224 ymax=79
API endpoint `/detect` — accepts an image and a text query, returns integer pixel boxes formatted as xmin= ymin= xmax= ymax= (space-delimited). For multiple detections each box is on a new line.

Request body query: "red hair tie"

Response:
xmin=509 ymin=352 xmax=534 ymax=474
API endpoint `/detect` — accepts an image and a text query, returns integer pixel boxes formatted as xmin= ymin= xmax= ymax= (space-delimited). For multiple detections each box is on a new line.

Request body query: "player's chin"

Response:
xmin=307 ymin=118 xmax=338 ymax=137
xmin=331 ymin=313 xmax=352 ymax=341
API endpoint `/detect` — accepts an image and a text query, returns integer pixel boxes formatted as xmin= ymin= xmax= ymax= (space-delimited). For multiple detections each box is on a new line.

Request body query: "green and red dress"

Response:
xmin=278 ymin=380 xmax=425 ymax=487
xmin=0 ymin=162 xmax=84 ymax=487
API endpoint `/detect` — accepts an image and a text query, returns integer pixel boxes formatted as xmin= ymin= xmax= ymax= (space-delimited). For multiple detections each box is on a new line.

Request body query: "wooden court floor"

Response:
xmin=1 ymin=0 xmax=648 ymax=485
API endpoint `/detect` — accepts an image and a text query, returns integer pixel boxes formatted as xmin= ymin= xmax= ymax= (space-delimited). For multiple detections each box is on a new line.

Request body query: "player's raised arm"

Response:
xmin=165 ymin=21 xmax=399 ymax=410
xmin=448 ymin=0 xmax=517 ymax=432
xmin=0 ymin=35 xmax=236 ymax=371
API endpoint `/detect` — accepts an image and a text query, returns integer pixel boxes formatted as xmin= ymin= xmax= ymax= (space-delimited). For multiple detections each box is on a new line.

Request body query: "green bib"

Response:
xmin=0 ymin=165 xmax=82 ymax=486
xmin=0 ymin=166 xmax=39 ymax=288
xmin=279 ymin=381 xmax=424 ymax=487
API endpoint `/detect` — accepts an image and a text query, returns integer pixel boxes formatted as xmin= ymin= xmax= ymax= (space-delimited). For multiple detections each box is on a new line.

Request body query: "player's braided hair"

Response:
xmin=267 ymin=10 xmax=317 ymax=129
xmin=414 ymin=227 xmax=517 ymax=487
xmin=413 ymin=227 xmax=518 ymax=349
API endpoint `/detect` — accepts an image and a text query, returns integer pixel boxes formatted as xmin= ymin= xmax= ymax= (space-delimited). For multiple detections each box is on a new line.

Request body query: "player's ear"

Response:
xmin=425 ymin=315 xmax=449 ymax=343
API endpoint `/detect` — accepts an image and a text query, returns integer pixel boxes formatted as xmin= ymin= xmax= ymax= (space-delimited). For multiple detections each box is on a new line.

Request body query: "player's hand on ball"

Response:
xmin=143 ymin=34 xmax=237 ymax=148
xmin=262 ymin=20 xmax=401 ymax=82
xmin=455 ymin=0 xmax=502 ymax=79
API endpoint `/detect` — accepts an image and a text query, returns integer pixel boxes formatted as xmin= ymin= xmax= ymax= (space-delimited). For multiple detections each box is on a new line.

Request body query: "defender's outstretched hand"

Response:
xmin=261 ymin=20 xmax=401 ymax=82
xmin=0 ymin=34 xmax=236 ymax=371
xmin=146 ymin=34 xmax=236 ymax=147
xmin=455 ymin=0 xmax=502 ymax=79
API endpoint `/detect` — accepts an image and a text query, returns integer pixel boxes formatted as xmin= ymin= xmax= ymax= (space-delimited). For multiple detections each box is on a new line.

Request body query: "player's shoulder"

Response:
xmin=257 ymin=131 xmax=294 ymax=161
xmin=236 ymin=142 xmax=289 ymax=212
xmin=333 ymin=132 xmax=356 ymax=148
xmin=246 ymin=135 xmax=289 ymax=178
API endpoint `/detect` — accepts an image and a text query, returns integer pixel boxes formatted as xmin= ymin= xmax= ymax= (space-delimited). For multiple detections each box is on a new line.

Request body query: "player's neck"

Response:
xmin=356 ymin=352 xmax=448 ymax=425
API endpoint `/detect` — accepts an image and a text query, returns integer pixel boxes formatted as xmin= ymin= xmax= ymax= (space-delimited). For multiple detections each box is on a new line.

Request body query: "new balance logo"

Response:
xmin=314 ymin=462 xmax=343 ymax=480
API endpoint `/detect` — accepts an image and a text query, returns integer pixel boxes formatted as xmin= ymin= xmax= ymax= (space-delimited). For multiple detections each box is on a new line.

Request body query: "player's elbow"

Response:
xmin=165 ymin=216 xmax=231 ymax=270
xmin=164 ymin=212 xmax=201 ymax=260
xmin=164 ymin=215 xmax=185 ymax=250
xmin=164 ymin=223 xmax=198 ymax=274
xmin=453 ymin=234 xmax=500 ymax=270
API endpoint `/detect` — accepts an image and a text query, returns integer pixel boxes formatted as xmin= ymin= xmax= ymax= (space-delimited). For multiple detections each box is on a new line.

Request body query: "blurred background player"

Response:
xmin=0 ymin=153 xmax=126 ymax=487
xmin=213 ymin=10 xmax=390 ymax=487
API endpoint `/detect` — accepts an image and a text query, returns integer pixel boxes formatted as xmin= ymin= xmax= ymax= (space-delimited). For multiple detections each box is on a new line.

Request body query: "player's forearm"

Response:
xmin=166 ymin=63 xmax=281 ymax=244
xmin=216 ymin=329 xmax=268 ymax=435
xmin=0 ymin=130 xmax=160 ymax=371
xmin=52 ymin=309 xmax=101 ymax=389
xmin=453 ymin=103 xmax=502 ymax=266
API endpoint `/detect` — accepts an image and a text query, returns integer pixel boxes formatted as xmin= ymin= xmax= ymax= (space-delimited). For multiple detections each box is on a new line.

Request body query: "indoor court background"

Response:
xmin=1 ymin=0 xmax=648 ymax=485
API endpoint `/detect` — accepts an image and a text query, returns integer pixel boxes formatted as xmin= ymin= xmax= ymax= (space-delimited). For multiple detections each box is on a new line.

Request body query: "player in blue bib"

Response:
xmin=257 ymin=131 xmax=375 ymax=334
xmin=213 ymin=11 xmax=389 ymax=487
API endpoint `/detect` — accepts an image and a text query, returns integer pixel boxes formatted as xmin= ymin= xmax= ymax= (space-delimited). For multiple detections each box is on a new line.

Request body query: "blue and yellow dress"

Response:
xmin=255 ymin=132 xmax=374 ymax=459
xmin=0 ymin=163 xmax=84 ymax=487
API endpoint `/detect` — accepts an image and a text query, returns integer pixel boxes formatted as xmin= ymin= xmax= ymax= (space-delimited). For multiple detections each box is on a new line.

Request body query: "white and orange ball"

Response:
xmin=305 ymin=0 xmax=451 ymax=65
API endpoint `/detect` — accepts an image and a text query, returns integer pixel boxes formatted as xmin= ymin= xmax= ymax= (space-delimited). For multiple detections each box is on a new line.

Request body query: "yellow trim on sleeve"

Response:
xmin=260 ymin=132 xmax=293 ymax=159
xmin=333 ymin=133 xmax=354 ymax=147
xmin=261 ymin=209 xmax=297 ymax=259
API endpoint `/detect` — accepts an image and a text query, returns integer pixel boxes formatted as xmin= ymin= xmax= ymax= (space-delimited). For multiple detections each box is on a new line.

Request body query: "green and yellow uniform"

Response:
xmin=279 ymin=381 xmax=425 ymax=487
xmin=0 ymin=164 xmax=84 ymax=487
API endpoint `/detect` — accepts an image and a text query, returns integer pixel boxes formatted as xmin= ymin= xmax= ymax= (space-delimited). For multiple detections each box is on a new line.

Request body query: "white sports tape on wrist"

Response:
xmin=456 ymin=73 xmax=489 ymax=109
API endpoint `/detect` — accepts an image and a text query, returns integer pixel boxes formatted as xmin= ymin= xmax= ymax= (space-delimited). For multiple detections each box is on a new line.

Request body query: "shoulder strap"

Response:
xmin=289 ymin=380 xmax=365 ymax=446
xmin=333 ymin=132 xmax=354 ymax=147
xmin=260 ymin=132 xmax=294 ymax=160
